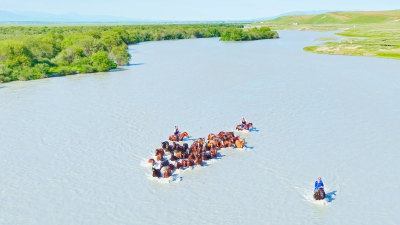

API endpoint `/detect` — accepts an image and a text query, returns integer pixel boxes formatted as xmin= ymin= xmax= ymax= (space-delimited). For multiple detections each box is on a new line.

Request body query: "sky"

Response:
xmin=2 ymin=0 xmax=400 ymax=21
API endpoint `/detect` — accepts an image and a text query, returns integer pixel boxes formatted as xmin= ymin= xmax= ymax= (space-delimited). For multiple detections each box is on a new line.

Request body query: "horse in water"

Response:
xmin=152 ymin=168 xmax=161 ymax=177
xmin=313 ymin=188 xmax=326 ymax=200
xmin=235 ymin=139 xmax=245 ymax=148
xmin=148 ymin=158 xmax=155 ymax=166
xmin=236 ymin=123 xmax=254 ymax=131
xmin=169 ymin=131 xmax=189 ymax=141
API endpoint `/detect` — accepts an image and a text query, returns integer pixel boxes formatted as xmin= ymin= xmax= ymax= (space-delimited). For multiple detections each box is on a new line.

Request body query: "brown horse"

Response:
xmin=176 ymin=151 xmax=182 ymax=159
xmin=223 ymin=140 xmax=232 ymax=147
xmin=148 ymin=158 xmax=155 ymax=166
xmin=188 ymin=159 xmax=194 ymax=166
xmin=210 ymin=148 xmax=218 ymax=157
xmin=314 ymin=188 xmax=325 ymax=200
xmin=236 ymin=123 xmax=254 ymax=131
xmin=201 ymin=153 xmax=207 ymax=161
xmin=174 ymin=161 xmax=182 ymax=169
xmin=195 ymin=157 xmax=202 ymax=166
xmin=217 ymin=131 xmax=226 ymax=138
xmin=169 ymin=131 xmax=189 ymax=141
xmin=235 ymin=139 xmax=245 ymax=148
xmin=170 ymin=153 xmax=177 ymax=161
xmin=226 ymin=132 xmax=235 ymax=138
xmin=208 ymin=140 xmax=218 ymax=148
xmin=155 ymin=148 xmax=164 ymax=156
xmin=163 ymin=168 xmax=172 ymax=178
xmin=156 ymin=153 xmax=164 ymax=161
xmin=208 ymin=133 xmax=216 ymax=141
xmin=196 ymin=138 xmax=205 ymax=146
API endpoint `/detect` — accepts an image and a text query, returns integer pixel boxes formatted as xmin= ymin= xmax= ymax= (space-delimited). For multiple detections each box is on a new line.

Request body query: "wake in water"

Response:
xmin=295 ymin=185 xmax=338 ymax=206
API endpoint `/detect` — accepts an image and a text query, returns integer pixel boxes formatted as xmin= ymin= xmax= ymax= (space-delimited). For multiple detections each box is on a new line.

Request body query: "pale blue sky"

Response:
xmin=2 ymin=0 xmax=400 ymax=20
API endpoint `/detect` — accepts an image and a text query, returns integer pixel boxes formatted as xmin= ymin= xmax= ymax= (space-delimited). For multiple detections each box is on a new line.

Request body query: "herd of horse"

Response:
xmin=148 ymin=123 xmax=253 ymax=179
xmin=147 ymin=122 xmax=327 ymax=201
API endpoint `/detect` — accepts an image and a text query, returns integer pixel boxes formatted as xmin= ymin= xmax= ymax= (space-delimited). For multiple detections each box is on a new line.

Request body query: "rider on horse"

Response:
xmin=174 ymin=126 xmax=180 ymax=141
xmin=241 ymin=117 xmax=247 ymax=129
xmin=314 ymin=177 xmax=324 ymax=192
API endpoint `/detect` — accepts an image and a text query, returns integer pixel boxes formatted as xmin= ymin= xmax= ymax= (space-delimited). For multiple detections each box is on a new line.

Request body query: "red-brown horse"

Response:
xmin=163 ymin=168 xmax=172 ymax=178
xmin=169 ymin=131 xmax=189 ymax=141
xmin=148 ymin=158 xmax=155 ymax=166
xmin=156 ymin=153 xmax=163 ymax=161
xmin=155 ymin=148 xmax=164 ymax=157
xmin=210 ymin=148 xmax=218 ymax=157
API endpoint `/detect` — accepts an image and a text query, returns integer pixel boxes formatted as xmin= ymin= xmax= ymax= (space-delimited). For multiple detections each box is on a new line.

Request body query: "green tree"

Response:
xmin=91 ymin=51 xmax=115 ymax=72
xmin=111 ymin=46 xmax=131 ymax=66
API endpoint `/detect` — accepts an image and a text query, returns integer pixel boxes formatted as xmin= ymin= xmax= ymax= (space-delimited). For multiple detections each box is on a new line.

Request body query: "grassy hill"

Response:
xmin=256 ymin=10 xmax=400 ymax=60
xmin=266 ymin=10 xmax=400 ymax=25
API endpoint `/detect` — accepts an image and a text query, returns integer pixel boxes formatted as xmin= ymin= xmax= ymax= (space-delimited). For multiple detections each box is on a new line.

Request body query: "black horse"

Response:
xmin=313 ymin=188 xmax=326 ymax=200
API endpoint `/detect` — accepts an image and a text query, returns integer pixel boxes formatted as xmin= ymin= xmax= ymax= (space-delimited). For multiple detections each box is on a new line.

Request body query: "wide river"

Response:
xmin=0 ymin=31 xmax=399 ymax=225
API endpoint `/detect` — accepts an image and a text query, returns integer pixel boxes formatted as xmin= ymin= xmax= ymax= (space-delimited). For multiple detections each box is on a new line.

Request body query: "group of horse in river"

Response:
xmin=148 ymin=122 xmax=253 ymax=179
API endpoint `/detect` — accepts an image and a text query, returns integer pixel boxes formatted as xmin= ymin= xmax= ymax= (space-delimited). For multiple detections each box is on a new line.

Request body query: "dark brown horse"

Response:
xmin=313 ymin=188 xmax=325 ymax=200
xmin=152 ymin=168 xmax=161 ymax=177
xmin=160 ymin=160 xmax=169 ymax=168
xmin=170 ymin=152 xmax=177 ymax=161
xmin=174 ymin=161 xmax=182 ymax=169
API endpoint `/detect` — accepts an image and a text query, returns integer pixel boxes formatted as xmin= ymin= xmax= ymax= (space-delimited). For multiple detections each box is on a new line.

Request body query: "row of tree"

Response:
xmin=0 ymin=24 xmax=242 ymax=83
xmin=220 ymin=27 xmax=279 ymax=41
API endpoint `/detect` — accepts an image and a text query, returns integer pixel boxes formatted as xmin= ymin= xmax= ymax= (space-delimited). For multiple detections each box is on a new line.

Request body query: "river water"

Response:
xmin=0 ymin=30 xmax=399 ymax=225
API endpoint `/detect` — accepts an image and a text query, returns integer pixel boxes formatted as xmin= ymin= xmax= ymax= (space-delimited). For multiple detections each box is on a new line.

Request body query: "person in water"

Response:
xmin=174 ymin=126 xmax=180 ymax=141
xmin=314 ymin=177 xmax=324 ymax=192
xmin=241 ymin=117 xmax=247 ymax=129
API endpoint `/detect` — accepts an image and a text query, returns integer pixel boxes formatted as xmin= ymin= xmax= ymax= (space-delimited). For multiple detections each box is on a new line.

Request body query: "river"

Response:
xmin=0 ymin=30 xmax=399 ymax=225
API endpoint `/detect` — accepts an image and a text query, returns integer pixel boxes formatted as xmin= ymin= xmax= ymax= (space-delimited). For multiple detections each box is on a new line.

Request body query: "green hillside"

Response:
xmin=257 ymin=10 xmax=400 ymax=60
xmin=267 ymin=10 xmax=400 ymax=25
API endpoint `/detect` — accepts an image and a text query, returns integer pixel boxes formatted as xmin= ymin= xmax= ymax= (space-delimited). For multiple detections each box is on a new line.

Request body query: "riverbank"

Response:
xmin=0 ymin=24 xmax=241 ymax=83
xmin=255 ymin=10 xmax=400 ymax=60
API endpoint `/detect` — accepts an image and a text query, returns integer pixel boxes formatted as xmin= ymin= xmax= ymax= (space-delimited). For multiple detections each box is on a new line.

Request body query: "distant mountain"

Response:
xmin=0 ymin=10 xmax=132 ymax=23
xmin=0 ymin=10 xmax=347 ymax=24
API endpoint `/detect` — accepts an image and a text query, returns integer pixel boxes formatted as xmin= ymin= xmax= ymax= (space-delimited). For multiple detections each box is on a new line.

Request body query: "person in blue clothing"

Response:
xmin=314 ymin=177 xmax=324 ymax=192
xmin=174 ymin=126 xmax=180 ymax=141
xmin=241 ymin=117 xmax=247 ymax=129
